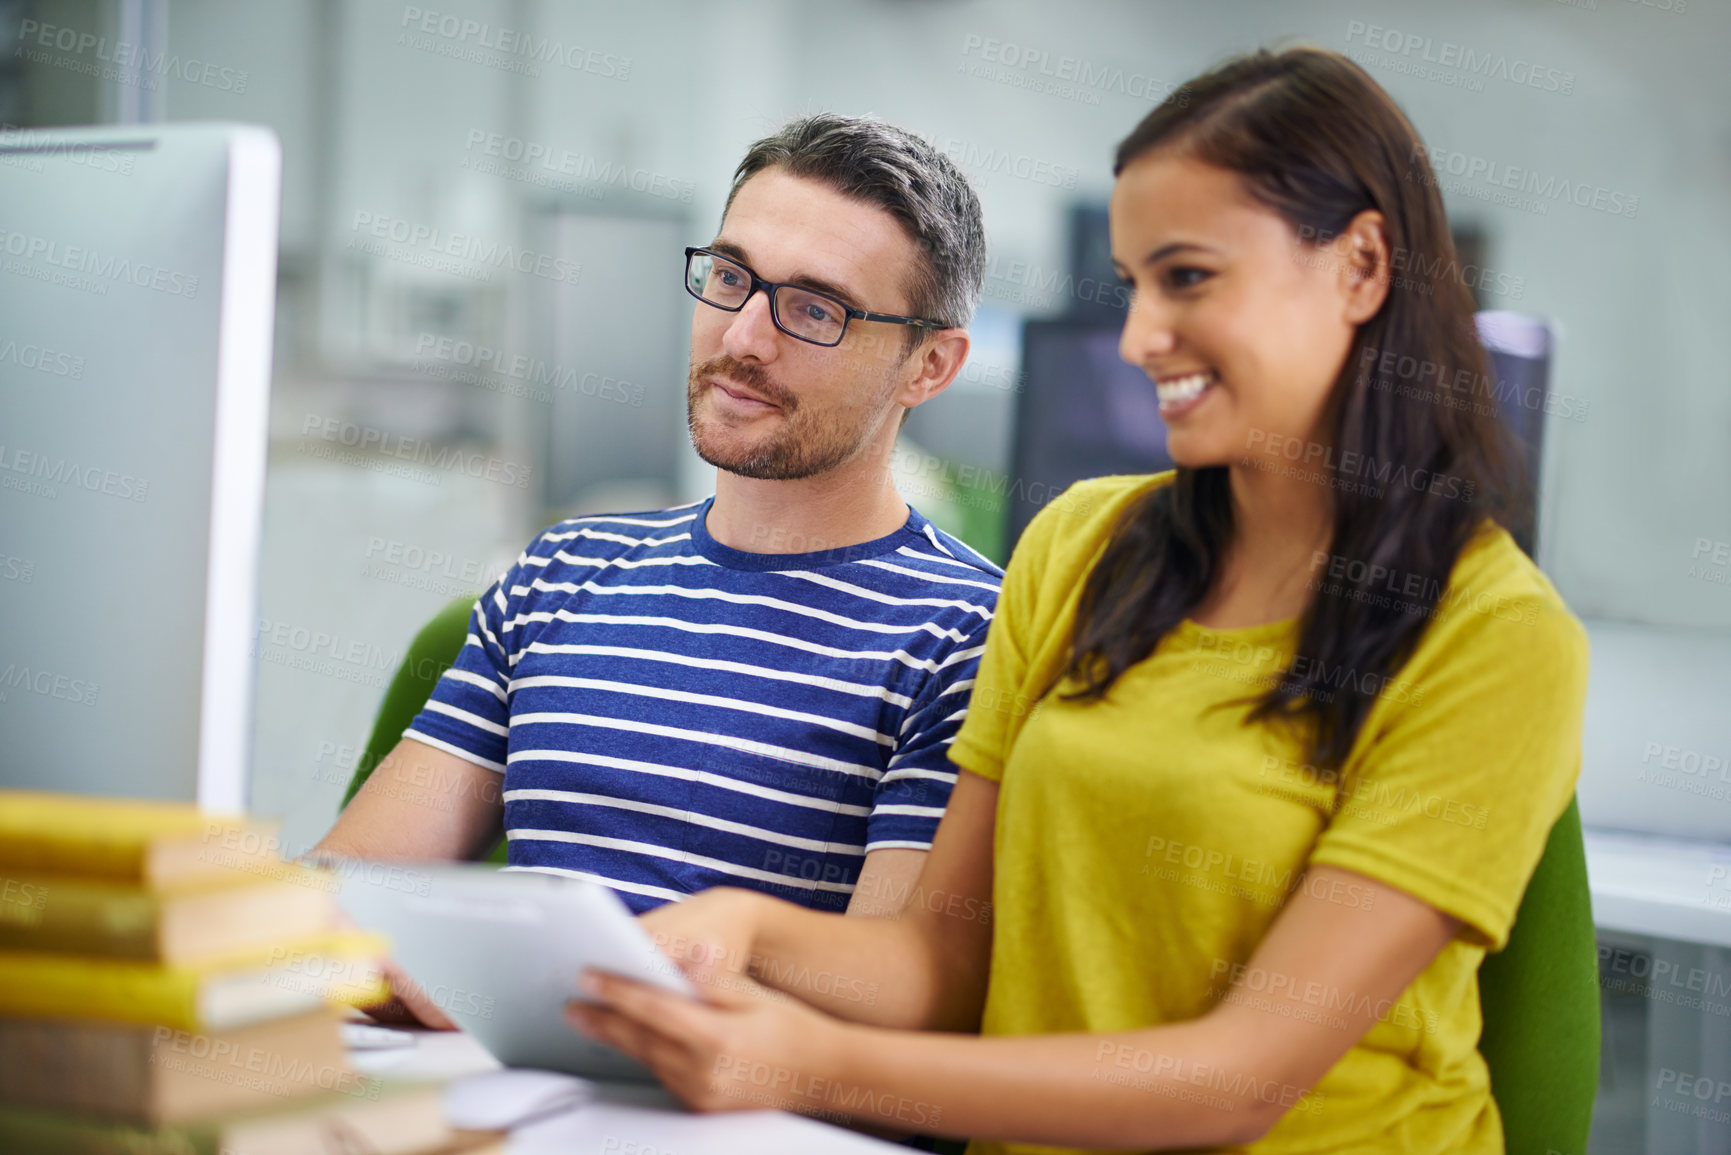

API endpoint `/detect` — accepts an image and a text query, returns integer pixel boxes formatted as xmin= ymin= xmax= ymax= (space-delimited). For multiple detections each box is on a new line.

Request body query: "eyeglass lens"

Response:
xmin=687 ymin=250 xmax=849 ymax=345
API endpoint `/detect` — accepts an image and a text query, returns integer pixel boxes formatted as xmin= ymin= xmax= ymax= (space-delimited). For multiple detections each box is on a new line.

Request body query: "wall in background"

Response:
xmin=127 ymin=0 xmax=1731 ymax=842
xmin=149 ymin=0 xmax=1731 ymax=631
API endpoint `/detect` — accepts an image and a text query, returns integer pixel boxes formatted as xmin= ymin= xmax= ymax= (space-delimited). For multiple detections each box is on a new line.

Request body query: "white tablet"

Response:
xmin=333 ymin=862 xmax=694 ymax=1081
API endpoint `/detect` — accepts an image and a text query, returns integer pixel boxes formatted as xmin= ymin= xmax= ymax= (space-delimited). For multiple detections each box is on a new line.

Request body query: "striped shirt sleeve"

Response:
xmin=866 ymin=616 xmax=993 ymax=852
xmin=403 ymin=556 xmax=522 ymax=773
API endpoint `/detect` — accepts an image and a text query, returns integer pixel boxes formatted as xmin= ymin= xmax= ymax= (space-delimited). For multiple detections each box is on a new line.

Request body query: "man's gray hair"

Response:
xmin=724 ymin=113 xmax=986 ymax=339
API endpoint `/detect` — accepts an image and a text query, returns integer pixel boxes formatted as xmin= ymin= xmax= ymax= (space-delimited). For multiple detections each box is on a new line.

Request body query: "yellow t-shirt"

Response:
xmin=950 ymin=472 xmax=1589 ymax=1155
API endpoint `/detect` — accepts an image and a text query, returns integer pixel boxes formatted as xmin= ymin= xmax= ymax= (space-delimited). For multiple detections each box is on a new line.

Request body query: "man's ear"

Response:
xmin=896 ymin=328 xmax=971 ymax=412
xmin=1333 ymin=209 xmax=1392 ymax=325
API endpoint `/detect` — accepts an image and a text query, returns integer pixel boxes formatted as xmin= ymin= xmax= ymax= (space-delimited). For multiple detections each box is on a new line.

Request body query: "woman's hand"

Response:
xmin=567 ymin=953 xmax=856 ymax=1116
xmin=638 ymin=886 xmax=766 ymax=987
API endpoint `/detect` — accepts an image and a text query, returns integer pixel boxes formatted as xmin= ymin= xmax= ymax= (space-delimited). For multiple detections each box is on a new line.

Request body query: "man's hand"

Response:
xmin=357 ymin=954 xmax=459 ymax=1030
xmin=318 ymin=901 xmax=458 ymax=1030
xmin=307 ymin=738 xmax=505 ymax=1030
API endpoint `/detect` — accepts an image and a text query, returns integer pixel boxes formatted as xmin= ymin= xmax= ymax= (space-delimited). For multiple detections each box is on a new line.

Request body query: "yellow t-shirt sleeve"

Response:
xmin=948 ymin=474 xmax=1148 ymax=784
xmin=1308 ymin=565 xmax=1590 ymax=951
xmin=948 ymin=514 xmax=1039 ymax=785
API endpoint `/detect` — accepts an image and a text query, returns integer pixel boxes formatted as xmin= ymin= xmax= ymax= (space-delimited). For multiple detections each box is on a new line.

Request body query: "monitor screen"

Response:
xmin=0 ymin=123 xmax=280 ymax=809
xmin=1006 ymin=319 xmax=1174 ymax=546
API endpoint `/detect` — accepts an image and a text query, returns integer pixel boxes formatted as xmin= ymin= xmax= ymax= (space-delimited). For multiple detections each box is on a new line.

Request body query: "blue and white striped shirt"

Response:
xmin=405 ymin=497 xmax=1002 ymax=913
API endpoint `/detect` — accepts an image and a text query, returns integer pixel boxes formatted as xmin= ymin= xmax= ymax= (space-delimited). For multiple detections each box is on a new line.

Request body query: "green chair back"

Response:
xmin=1476 ymin=794 xmax=1598 ymax=1155
xmin=342 ymin=594 xmax=506 ymax=863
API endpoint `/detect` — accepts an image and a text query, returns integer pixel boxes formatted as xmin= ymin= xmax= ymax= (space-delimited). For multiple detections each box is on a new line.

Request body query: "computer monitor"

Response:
xmin=1473 ymin=311 xmax=1553 ymax=557
xmin=0 ymin=123 xmax=280 ymax=810
xmin=1006 ymin=318 xmax=1174 ymax=547
xmin=1007 ymin=311 xmax=1554 ymax=555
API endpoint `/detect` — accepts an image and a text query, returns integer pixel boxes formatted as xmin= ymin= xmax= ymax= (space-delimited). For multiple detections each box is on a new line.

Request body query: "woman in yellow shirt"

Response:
xmin=569 ymin=46 xmax=1588 ymax=1155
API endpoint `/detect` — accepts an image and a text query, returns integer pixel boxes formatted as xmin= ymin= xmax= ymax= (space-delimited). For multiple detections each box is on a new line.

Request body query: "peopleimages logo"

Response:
xmin=299 ymin=415 xmax=532 ymax=489
xmin=0 ymin=122 xmax=135 ymax=175
xmin=349 ymin=212 xmax=580 ymax=285
xmin=0 ymin=663 xmax=100 ymax=707
xmin=957 ymin=34 xmax=1187 ymax=107
xmin=399 ymin=7 xmax=630 ymax=80
xmin=937 ymin=137 xmax=1079 ymax=190
xmin=980 ymin=253 xmax=1131 ymax=311
xmin=0 ymin=443 xmax=149 ymax=502
xmin=14 ymin=19 xmax=249 ymax=92
xmin=1294 ymin=225 xmax=1524 ymax=302
xmin=461 ymin=130 xmax=693 ymax=202
xmin=0 ymin=228 xmax=199 ymax=298
xmin=413 ymin=334 xmax=645 ymax=407
xmin=0 ymin=337 xmax=84 ymax=378
xmin=1243 ymin=428 xmax=1476 ymax=504
xmin=1344 ymin=21 xmax=1575 ymax=94
xmin=1412 ymin=144 xmax=1639 ymax=219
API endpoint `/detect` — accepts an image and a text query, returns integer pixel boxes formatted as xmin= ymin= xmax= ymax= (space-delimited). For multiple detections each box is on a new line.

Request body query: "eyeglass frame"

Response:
xmin=683 ymin=246 xmax=948 ymax=348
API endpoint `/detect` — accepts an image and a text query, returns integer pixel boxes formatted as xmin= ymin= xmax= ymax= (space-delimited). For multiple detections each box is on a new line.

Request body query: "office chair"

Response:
xmin=341 ymin=594 xmax=506 ymax=864
xmin=1478 ymin=794 xmax=1599 ymax=1155
xmin=343 ymin=598 xmax=1600 ymax=1152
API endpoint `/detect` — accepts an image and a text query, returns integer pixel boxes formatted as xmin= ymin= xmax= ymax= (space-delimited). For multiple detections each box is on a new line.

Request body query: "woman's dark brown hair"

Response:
xmin=1061 ymin=46 xmax=1528 ymax=770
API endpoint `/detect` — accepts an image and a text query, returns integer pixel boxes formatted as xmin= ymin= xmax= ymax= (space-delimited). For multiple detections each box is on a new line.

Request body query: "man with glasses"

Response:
xmin=313 ymin=114 xmax=1001 ymax=1024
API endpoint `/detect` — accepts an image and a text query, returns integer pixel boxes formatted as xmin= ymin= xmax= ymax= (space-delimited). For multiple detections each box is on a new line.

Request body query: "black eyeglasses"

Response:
xmin=684 ymin=246 xmax=946 ymax=348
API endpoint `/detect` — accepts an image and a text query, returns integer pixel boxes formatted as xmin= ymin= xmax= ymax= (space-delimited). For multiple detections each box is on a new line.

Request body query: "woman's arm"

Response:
xmin=636 ymin=768 xmax=999 ymax=1030
xmin=578 ymin=862 xmax=1458 ymax=1150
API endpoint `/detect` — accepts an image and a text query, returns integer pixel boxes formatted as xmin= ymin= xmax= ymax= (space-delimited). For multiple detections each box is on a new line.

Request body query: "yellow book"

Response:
xmin=0 ymin=929 xmax=392 ymax=1031
xmin=0 ymin=790 xmax=291 ymax=889
xmin=0 ymin=867 xmax=339 ymax=963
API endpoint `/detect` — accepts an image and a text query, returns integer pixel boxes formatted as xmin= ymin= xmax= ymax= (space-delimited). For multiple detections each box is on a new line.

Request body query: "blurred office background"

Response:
xmin=5 ymin=1 xmax=1730 ymax=1150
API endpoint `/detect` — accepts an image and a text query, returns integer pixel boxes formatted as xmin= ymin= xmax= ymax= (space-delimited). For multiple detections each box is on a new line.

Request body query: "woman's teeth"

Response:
xmin=1155 ymin=370 xmax=1216 ymax=408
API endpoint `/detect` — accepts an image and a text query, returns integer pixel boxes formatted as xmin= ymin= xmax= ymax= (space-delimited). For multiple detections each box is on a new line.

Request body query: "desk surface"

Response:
xmin=1585 ymin=827 xmax=1731 ymax=948
xmin=349 ymin=1026 xmax=911 ymax=1154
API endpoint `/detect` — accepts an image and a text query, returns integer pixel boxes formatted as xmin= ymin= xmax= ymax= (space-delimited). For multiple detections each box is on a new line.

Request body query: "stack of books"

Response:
xmin=0 ymin=791 xmax=503 ymax=1153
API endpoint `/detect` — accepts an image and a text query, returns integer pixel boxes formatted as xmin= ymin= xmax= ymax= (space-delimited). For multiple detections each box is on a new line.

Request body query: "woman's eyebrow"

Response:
xmin=1142 ymin=241 xmax=1218 ymax=265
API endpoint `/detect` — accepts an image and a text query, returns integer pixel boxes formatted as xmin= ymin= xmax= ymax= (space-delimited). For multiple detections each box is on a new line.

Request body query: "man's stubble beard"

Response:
xmin=686 ymin=352 xmax=900 ymax=482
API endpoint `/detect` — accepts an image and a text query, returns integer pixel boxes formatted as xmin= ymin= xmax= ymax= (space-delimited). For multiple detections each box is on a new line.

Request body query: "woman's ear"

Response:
xmin=1335 ymin=209 xmax=1392 ymax=325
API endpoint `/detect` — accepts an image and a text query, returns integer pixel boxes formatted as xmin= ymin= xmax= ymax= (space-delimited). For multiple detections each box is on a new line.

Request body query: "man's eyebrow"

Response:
xmin=708 ymin=238 xmax=752 ymax=265
xmin=707 ymin=238 xmax=864 ymax=309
